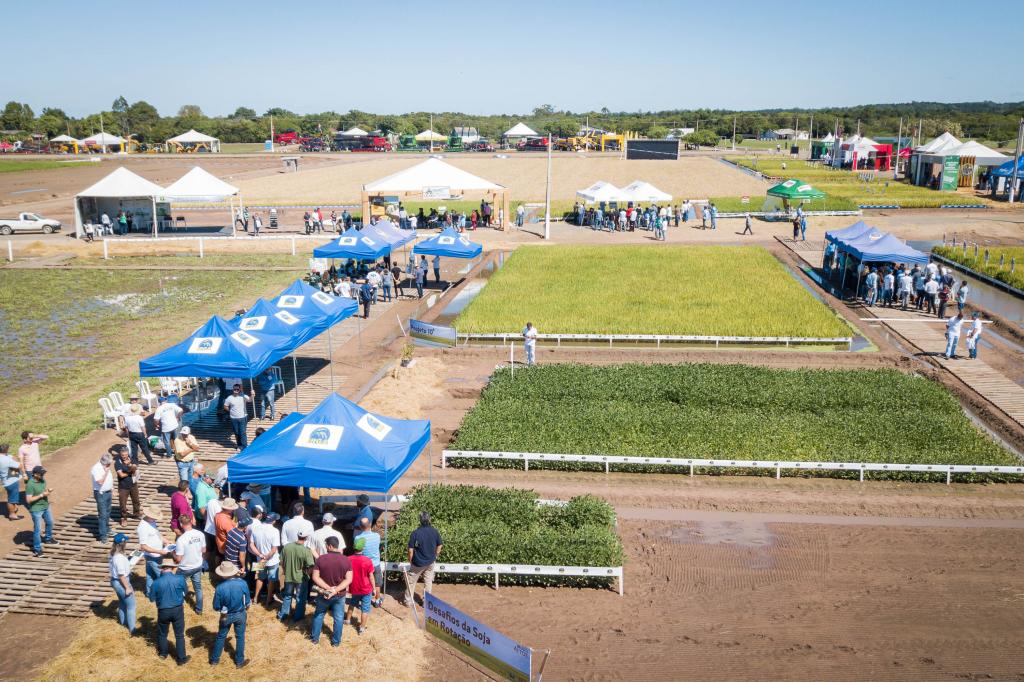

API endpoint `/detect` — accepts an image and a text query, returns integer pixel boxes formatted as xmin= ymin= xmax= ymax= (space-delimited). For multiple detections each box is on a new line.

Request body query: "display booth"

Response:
xmin=166 ymin=129 xmax=221 ymax=153
xmin=831 ymin=135 xmax=892 ymax=171
xmin=622 ymin=180 xmax=672 ymax=203
xmin=501 ymin=122 xmax=538 ymax=146
xmin=576 ymin=181 xmax=629 ymax=204
xmin=164 ymin=166 xmax=241 ymax=233
xmin=50 ymin=134 xmax=80 ymax=154
xmin=81 ymin=132 xmax=127 ymax=153
xmin=74 ymin=167 xmax=169 ymax=238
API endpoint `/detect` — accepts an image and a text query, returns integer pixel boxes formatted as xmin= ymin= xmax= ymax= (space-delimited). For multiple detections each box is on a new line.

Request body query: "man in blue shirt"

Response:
xmin=352 ymin=494 xmax=373 ymax=532
xmin=402 ymin=512 xmax=443 ymax=607
xmin=359 ymin=280 xmax=373 ymax=318
xmin=150 ymin=557 xmax=189 ymax=665
xmin=210 ymin=561 xmax=251 ymax=668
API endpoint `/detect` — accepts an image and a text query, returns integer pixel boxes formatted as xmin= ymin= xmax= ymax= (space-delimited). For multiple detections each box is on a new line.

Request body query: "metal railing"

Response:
xmin=385 ymin=561 xmax=624 ymax=595
xmin=457 ymin=332 xmax=853 ymax=350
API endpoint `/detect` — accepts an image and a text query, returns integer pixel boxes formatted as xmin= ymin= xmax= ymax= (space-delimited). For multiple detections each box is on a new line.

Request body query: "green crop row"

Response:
xmin=449 ymin=364 xmax=1018 ymax=478
xmin=932 ymin=245 xmax=1024 ymax=292
xmin=455 ymin=245 xmax=851 ymax=338
xmin=384 ymin=485 xmax=624 ymax=587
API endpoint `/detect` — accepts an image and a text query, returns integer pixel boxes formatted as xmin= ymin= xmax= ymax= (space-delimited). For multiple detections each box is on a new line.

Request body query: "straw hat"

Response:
xmin=220 ymin=497 xmax=239 ymax=511
xmin=215 ymin=562 xmax=239 ymax=579
xmin=160 ymin=556 xmax=178 ymax=569
xmin=142 ymin=505 xmax=164 ymax=521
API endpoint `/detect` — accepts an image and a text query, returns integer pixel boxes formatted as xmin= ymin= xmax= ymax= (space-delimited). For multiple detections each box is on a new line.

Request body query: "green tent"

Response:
xmin=766 ymin=178 xmax=826 ymax=201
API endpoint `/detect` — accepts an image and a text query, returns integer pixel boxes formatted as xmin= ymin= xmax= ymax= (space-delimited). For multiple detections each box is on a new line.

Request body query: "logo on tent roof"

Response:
xmin=458 ymin=237 xmax=471 ymax=246
xmin=337 ymin=237 xmax=358 ymax=246
xmin=188 ymin=337 xmax=223 ymax=354
xmin=278 ymin=295 xmax=305 ymax=309
xmin=868 ymin=231 xmax=883 ymax=240
xmin=360 ymin=237 xmax=376 ymax=246
xmin=782 ymin=180 xmax=797 ymax=187
xmin=312 ymin=291 xmax=334 ymax=306
xmin=357 ymin=413 xmax=392 ymax=442
xmin=274 ymin=310 xmax=299 ymax=325
xmin=295 ymin=423 xmax=344 ymax=450
xmin=797 ymin=184 xmax=812 ymax=192
xmin=438 ymin=236 xmax=456 ymax=245
xmin=241 ymin=316 xmax=267 ymax=331
xmin=231 ymin=330 xmax=260 ymax=347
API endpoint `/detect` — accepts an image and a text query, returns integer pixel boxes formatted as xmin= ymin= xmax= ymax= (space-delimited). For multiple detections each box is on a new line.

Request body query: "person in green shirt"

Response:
xmin=25 ymin=466 xmax=56 ymax=557
xmin=193 ymin=469 xmax=218 ymax=524
xmin=277 ymin=532 xmax=314 ymax=623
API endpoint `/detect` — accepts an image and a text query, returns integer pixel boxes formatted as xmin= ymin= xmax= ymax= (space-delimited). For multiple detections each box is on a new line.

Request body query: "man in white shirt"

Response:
xmin=222 ymin=384 xmax=253 ymax=451
xmin=123 ymin=403 xmax=154 ymax=465
xmin=966 ymin=311 xmax=984 ymax=360
xmin=522 ymin=322 xmax=538 ymax=366
xmin=367 ymin=268 xmax=382 ymax=304
xmin=310 ymin=512 xmax=343 ymax=559
xmin=898 ymin=272 xmax=914 ymax=310
xmin=100 ymin=213 xmax=112 ymax=235
xmin=90 ymin=451 xmax=114 ymax=543
xmin=923 ymin=277 xmax=939 ymax=315
xmin=334 ymin=277 xmax=352 ymax=299
xmin=249 ymin=507 xmax=281 ymax=606
xmin=204 ymin=497 xmax=222 ymax=536
xmin=281 ymin=501 xmax=315 ymax=546
xmin=138 ymin=506 xmax=170 ymax=597
xmin=944 ymin=312 xmax=964 ymax=359
xmin=174 ymin=515 xmax=207 ymax=614
xmin=153 ymin=397 xmax=183 ymax=459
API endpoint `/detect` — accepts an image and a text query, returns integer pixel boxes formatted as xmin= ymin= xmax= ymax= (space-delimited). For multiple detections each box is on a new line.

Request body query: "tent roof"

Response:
xmin=234 ymin=286 xmax=357 ymax=350
xmin=363 ymin=158 xmax=504 ymax=193
xmin=990 ymin=156 xmax=1024 ymax=177
xmin=313 ymin=226 xmax=392 ymax=260
xmin=943 ymin=140 xmax=1008 ymax=165
xmin=167 ymin=128 xmax=219 ymax=143
xmin=414 ymin=129 xmax=447 ymax=142
xmin=50 ymin=134 xmax=79 ymax=143
xmin=503 ymin=122 xmax=538 ymax=137
xmin=76 ymin=167 xmax=165 ymax=198
xmin=342 ymin=127 xmax=369 ymax=136
xmin=825 ymin=220 xmax=875 ymax=245
xmin=412 ymin=226 xmax=483 ymax=258
xmin=225 ymin=393 xmax=431 ymax=492
xmin=622 ymin=180 xmax=672 ymax=202
xmin=916 ymin=132 xmax=961 ymax=154
xmin=362 ymin=219 xmax=415 ymax=248
xmin=576 ymin=180 xmax=629 ymax=203
xmin=840 ymin=231 xmax=929 ymax=265
xmin=820 ymin=133 xmax=835 ymax=142
xmin=82 ymin=132 xmax=125 ymax=145
xmin=766 ymin=178 xmax=825 ymax=200
xmin=163 ymin=166 xmax=238 ymax=200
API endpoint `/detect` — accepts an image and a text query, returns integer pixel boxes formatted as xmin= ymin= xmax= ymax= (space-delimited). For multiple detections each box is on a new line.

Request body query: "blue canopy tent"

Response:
xmin=990 ymin=156 xmax=1024 ymax=177
xmin=412 ymin=226 xmax=483 ymax=258
xmin=313 ymin=226 xmax=392 ymax=260
xmin=831 ymin=229 xmax=929 ymax=297
xmin=364 ymin=219 xmax=414 ymax=248
xmin=825 ymin=220 xmax=875 ymax=246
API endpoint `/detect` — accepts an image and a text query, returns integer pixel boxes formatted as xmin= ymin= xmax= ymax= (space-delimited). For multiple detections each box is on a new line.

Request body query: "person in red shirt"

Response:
xmin=344 ymin=537 xmax=376 ymax=635
xmin=169 ymin=481 xmax=193 ymax=538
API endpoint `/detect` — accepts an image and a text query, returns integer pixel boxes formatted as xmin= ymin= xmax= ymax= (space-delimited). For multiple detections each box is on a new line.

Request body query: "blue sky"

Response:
xmin=6 ymin=0 xmax=1022 ymax=116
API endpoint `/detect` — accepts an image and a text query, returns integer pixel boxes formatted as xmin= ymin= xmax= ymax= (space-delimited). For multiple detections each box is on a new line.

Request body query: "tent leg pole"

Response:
xmin=292 ymin=356 xmax=300 ymax=411
xmin=327 ymin=326 xmax=335 ymax=392
xmin=428 ymin=441 xmax=433 ymax=487
xmin=248 ymin=377 xmax=255 ymax=420
xmin=383 ymin=498 xmax=389 ymax=600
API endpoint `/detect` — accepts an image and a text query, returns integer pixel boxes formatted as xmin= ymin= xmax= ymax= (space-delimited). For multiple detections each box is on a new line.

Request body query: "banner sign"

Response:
xmin=423 ymin=186 xmax=451 ymax=200
xmin=409 ymin=318 xmax=457 ymax=347
xmin=424 ymin=592 xmax=531 ymax=682
xmin=941 ymin=156 xmax=960 ymax=191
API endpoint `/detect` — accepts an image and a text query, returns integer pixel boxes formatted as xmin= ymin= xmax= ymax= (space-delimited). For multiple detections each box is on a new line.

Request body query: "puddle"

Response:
xmin=431 ymin=255 xmax=503 ymax=328
xmin=664 ymin=521 xmax=774 ymax=549
xmin=787 ymin=263 xmax=872 ymax=351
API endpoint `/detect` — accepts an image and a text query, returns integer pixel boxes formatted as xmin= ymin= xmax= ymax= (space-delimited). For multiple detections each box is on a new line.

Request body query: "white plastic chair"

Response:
xmin=135 ymin=380 xmax=158 ymax=410
xmin=160 ymin=378 xmax=180 ymax=395
xmin=175 ymin=377 xmax=194 ymax=391
xmin=99 ymin=397 xmax=119 ymax=428
xmin=269 ymin=366 xmax=285 ymax=397
xmin=108 ymin=391 xmax=125 ymax=411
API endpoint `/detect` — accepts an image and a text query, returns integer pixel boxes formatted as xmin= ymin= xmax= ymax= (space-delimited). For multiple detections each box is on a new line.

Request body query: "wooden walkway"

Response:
xmin=0 ymin=299 xmax=393 ymax=618
xmin=778 ymin=237 xmax=1024 ymax=429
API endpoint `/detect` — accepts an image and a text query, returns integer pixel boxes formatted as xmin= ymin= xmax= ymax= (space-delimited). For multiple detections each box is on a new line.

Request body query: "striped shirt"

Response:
xmin=224 ymin=527 xmax=247 ymax=570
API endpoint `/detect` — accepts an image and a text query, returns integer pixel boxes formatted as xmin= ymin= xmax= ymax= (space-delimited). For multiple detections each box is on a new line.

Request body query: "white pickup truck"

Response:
xmin=0 ymin=212 xmax=62 ymax=235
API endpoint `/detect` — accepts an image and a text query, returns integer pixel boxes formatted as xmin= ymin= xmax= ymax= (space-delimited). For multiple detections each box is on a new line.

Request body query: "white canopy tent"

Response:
xmin=622 ymin=180 xmax=672 ymax=203
xmin=502 ymin=122 xmax=538 ymax=141
xmin=942 ymin=140 xmax=1008 ymax=167
xmin=362 ymin=158 xmax=509 ymax=229
xmin=165 ymin=167 xmax=241 ymax=234
xmin=82 ymin=132 xmax=127 ymax=152
xmin=414 ymin=129 xmax=447 ymax=142
xmin=166 ymin=129 xmax=221 ymax=153
xmin=576 ymin=181 xmax=629 ymax=204
xmin=916 ymin=132 xmax=962 ymax=154
xmin=50 ymin=134 xmax=81 ymax=153
xmin=74 ymin=167 xmax=167 ymax=238
xmin=342 ymin=126 xmax=369 ymax=136
xmin=50 ymin=134 xmax=79 ymax=143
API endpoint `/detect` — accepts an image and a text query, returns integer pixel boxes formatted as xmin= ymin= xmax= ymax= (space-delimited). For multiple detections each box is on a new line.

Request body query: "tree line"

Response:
xmin=2 ymin=99 xmax=1022 ymax=146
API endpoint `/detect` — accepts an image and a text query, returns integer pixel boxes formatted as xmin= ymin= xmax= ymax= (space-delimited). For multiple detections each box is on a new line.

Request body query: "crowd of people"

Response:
xmin=307 ymin=254 xmax=443 ymax=313
xmin=571 ymin=200 xmax=737 ymax=237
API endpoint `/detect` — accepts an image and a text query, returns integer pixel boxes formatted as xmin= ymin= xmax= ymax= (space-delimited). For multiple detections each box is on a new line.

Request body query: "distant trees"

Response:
xmin=1 ymin=102 xmax=34 ymax=131
xmin=684 ymin=130 xmax=720 ymax=147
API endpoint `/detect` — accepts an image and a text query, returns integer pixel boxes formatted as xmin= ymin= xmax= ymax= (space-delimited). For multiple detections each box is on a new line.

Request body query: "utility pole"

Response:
xmin=429 ymin=113 xmax=434 ymax=153
xmin=99 ymin=111 xmax=107 ymax=153
xmin=894 ymin=117 xmax=903 ymax=180
xmin=1010 ymin=117 xmax=1023 ymax=204
xmin=544 ymin=133 xmax=552 ymax=239
xmin=732 ymin=116 xmax=737 ymax=151
xmin=270 ymin=114 xmax=275 ymax=152
xmin=808 ymin=113 xmax=814 ymax=158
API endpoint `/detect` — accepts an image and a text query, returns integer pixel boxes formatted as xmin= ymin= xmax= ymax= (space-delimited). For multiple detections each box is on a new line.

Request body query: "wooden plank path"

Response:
xmin=777 ymin=236 xmax=1024 ymax=429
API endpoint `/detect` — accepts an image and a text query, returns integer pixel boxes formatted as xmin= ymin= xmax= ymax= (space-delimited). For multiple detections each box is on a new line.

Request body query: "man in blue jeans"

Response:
xmin=24 ymin=466 xmax=56 ymax=557
xmin=210 ymin=561 xmax=251 ymax=668
xmin=90 ymin=451 xmax=114 ymax=543
xmin=150 ymin=557 xmax=189 ymax=665
xmin=257 ymin=368 xmax=277 ymax=421
xmin=222 ymin=384 xmax=253 ymax=451
xmin=138 ymin=505 xmax=170 ymax=596
xmin=310 ymin=536 xmax=352 ymax=646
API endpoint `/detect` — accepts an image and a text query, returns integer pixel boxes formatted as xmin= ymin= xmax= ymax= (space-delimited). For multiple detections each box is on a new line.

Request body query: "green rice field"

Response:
xmin=933 ymin=245 xmax=1024 ymax=291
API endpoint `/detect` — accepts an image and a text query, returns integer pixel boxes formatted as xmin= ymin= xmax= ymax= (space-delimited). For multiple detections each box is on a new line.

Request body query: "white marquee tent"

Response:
xmin=414 ymin=129 xmax=447 ymax=143
xmin=576 ymin=181 xmax=629 ymax=203
xmin=622 ymin=180 xmax=672 ymax=203
xmin=916 ymin=132 xmax=962 ymax=154
xmin=342 ymin=127 xmax=369 ymax=136
xmin=502 ymin=122 xmax=538 ymax=141
xmin=166 ymin=129 xmax=221 ymax=153
xmin=82 ymin=132 xmax=127 ymax=152
xmin=164 ymin=166 xmax=239 ymax=201
xmin=74 ymin=167 xmax=168 ymax=237
xmin=942 ymin=140 xmax=1008 ymax=167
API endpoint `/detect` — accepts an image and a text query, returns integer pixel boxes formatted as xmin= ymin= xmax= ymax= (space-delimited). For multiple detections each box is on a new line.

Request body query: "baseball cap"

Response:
xmin=354 ymin=537 xmax=366 ymax=552
xmin=31 ymin=465 xmax=46 ymax=476
xmin=180 ymin=426 xmax=191 ymax=435
xmin=297 ymin=529 xmax=310 ymax=539
xmin=266 ymin=512 xmax=280 ymax=523
xmin=238 ymin=517 xmax=253 ymax=529
xmin=158 ymin=396 xmax=167 ymax=403
xmin=321 ymin=512 xmax=336 ymax=524
xmin=113 ymin=533 xmax=129 ymax=544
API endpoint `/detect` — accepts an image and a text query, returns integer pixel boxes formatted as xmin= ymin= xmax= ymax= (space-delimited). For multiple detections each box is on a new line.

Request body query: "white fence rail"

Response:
xmin=318 ymin=493 xmax=568 ymax=513
xmin=385 ymin=561 xmax=624 ymax=595
xmin=457 ymin=332 xmax=853 ymax=350
xmin=442 ymin=450 xmax=1024 ymax=485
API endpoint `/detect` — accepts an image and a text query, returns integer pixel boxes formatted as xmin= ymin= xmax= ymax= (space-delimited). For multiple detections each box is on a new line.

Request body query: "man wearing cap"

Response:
xmin=352 ymin=493 xmax=373 ymax=532
xmin=311 ymin=512 xmax=343 ymax=558
xmin=345 ymin=537 xmax=377 ymax=635
xmin=210 ymin=561 xmax=251 ymax=668
xmin=90 ymin=451 xmax=114 ymax=543
xmin=153 ymin=397 xmax=183 ymax=459
xmin=278 ymin=528 xmax=314 ymax=622
xmin=123 ymin=403 xmax=153 ymax=465
xmin=138 ymin=505 xmax=171 ymax=596
xmin=402 ymin=512 xmax=443 ymax=606
xmin=114 ymin=444 xmax=140 ymax=525
xmin=150 ymin=556 xmax=189 ymax=665
xmin=171 ymin=426 xmax=200 ymax=483
xmin=174 ymin=514 xmax=207 ymax=615
xmin=356 ymin=517 xmax=384 ymax=608
xmin=223 ymin=384 xmax=254 ymax=451
xmin=310 ymin=536 xmax=352 ymax=647
xmin=250 ymin=507 xmax=281 ymax=606
xmin=25 ymin=465 xmax=56 ymax=557
xmin=225 ymin=516 xmax=250 ymax=574
xmin=215 ymin=498 xmax=238 ymax=557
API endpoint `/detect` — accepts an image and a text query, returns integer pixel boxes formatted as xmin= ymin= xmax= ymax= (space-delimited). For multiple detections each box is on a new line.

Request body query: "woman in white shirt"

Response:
xmin=109 ymin=533 xmax=136 ymax=635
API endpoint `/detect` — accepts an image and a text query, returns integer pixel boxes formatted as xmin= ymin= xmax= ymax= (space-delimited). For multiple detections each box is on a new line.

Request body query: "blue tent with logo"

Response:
xmin=313 ymin=226 xmax=392 ymax=260
xmin=363 ymin=219 xmax=415 ymax=248
xmin=412 ymin=226 xmax=483 ymax=258
xmin=225 ymin=393 xmax=430 ymax=491
xmin=139 ymin=315 xmax=292 ymax=378
xmin=990 ymin=156 xmax=1024 ymax=177
xmin=825 ymin=220 xmax=875 ymax=246
xmin=836 ymin=231 xmax=928 ymax=265
xmin=232 ymin=292 xmax=356 ymax=351
xmin=268 ymin=280 xmax=358 ymax=329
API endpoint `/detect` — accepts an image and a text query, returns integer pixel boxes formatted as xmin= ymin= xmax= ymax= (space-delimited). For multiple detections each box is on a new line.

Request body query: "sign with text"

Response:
xmin=941 ymin=156 xmax=960 ymax=191
xmin=423 ymin=186 xmax=451 ymax=200
xmin=424 ymin=592 xmax=531 ymax=682
xmin=408 ymin=318 xmax=457 ymax=348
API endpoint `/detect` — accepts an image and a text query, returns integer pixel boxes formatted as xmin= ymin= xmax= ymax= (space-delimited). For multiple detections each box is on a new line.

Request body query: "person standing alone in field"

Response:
xmin=743 ymin=213 xmax=754 ymax=236
xmin=522 ymin=322 xmax=538 ymax=366
xmin=402 ymin=512 xmax=443 ymax=607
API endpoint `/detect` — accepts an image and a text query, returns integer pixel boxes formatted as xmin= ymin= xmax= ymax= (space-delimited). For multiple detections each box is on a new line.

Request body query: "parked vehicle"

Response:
xmin=521 ymin=136 xmax=550 ymax=151
xmin=273 ymin=129 xmax=299 ymax=145
xmin=332 ymin=134 xmax=391 ymax=152
xmin=0 ymin=212 xmax=62 ymax=235
xmin=300 ymin=138 xmax=328 ymax=152
xmin=468 ymin=139 xmax=495 ymax=152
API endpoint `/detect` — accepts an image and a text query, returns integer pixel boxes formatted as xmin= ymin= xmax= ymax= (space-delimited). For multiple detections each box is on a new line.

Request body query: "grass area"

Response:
xmin=725 ymin=157 xmax=991 ymax=209
xmin=386 ymin=485 xmax=624 ymax=584
xmin=456 ymin=245 xmax=851 ymax=337
xmin=450 ymin=364 xmax=1016 ymax=471
xmin=70 ymin=253 xmax=312 ymax=268
xmin=40 ymin=570 xmax=426 ymax=681
xmin=933 ymin=245 xmax=1024 ymax=291
xmin=0 ymin=158 xmax=88 ymax=173
xmin=219 ymin=142 xmax=268 ymax=154
xmin=0 ymin=266 xmax=300 ymax=456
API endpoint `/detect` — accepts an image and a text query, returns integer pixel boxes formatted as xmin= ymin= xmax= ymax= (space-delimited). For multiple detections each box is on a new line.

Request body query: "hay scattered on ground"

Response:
xmin=38 ymin=578 xmax=427 ymax=682
xmin=360 ymin=356 xmax=446 ymax=420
